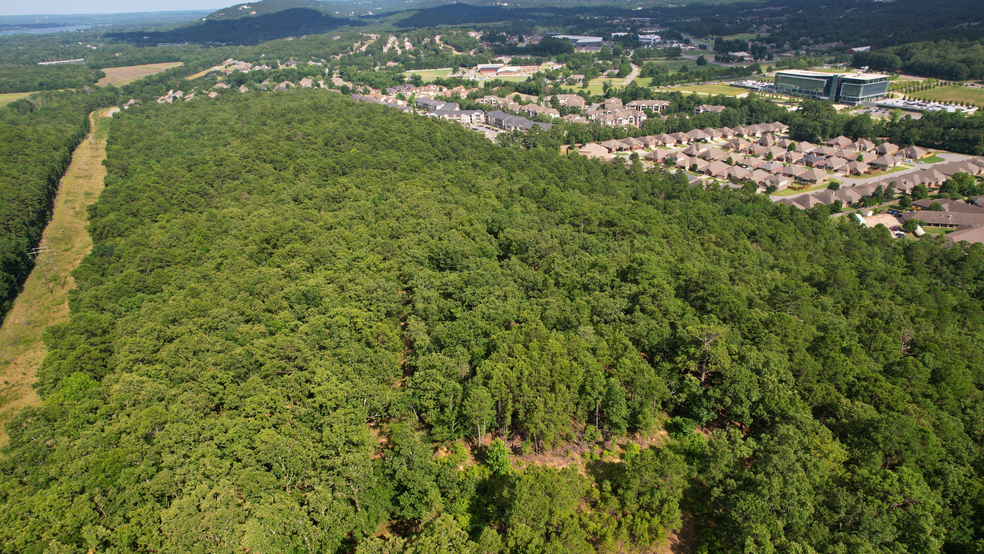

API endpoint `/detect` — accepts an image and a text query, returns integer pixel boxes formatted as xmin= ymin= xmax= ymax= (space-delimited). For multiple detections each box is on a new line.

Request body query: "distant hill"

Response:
xmin=105 ymin=8 xmax=363 ymax=46
xmin=203 ymin=0 xmax=333 ymax=21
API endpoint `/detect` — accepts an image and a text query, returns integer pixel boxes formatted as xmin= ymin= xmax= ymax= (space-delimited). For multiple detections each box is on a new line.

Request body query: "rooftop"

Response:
xmin=776 ymin=69 xmax=888 ymax=81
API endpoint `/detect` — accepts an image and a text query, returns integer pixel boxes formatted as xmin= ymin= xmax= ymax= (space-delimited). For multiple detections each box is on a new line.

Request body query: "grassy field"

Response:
xmin=404 ymin=68 xmax=453 ymax=82
xmin=719 ymin=33 xmax=760 ymax=41
xmin=910 ymin=85 xmax=984 ymax=106
xmin=921 ymin=227 xmax=953 ymax=236
xmin=0 ymin=108 xmax=112 ymax=447
xmin=665 ymin=83 xmax=747 ymax=96
xmin=0 ymin=91 xmax=35 ymax=106
xmin=96 ymin=62 xmax=183 ymax=87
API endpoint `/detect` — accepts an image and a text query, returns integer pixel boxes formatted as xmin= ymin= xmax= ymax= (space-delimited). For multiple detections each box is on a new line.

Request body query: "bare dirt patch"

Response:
xmin=864 ymin=213 xmax=904 ymax=228
xmin=96 ymin=62 xmax=183 ymax=87
xmin=0 ymin=108 xmax=112 ymax=447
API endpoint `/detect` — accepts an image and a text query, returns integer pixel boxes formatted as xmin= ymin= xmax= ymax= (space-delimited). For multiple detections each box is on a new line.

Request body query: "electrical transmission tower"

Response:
xmin=28 ymin=246 xmax=62 ymax=293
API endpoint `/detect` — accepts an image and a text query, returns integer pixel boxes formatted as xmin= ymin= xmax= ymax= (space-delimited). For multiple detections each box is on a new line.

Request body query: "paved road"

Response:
xmin=622 ymin=63 xmax=640 ymax=86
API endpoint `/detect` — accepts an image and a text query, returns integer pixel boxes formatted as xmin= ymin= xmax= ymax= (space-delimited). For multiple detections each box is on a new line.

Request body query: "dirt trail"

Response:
xmin=0 ymin=107 xmax=113 ymax=447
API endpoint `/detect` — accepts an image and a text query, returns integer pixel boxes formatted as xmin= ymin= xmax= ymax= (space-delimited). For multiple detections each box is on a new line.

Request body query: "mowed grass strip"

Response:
xmin=96 ymin=62 xmax=183 ymax=87
xmin=911 ymin=85 xmax=984 ymax=106
xmin=0 ymin=108 xmax=112 ymax=447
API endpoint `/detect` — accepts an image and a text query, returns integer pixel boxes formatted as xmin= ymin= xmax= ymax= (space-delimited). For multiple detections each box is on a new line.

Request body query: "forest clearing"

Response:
xmin=0 ymin=108 xmax=111 ymax=447
xmin=0 ymin=91 xmax=35 ymax=106
xmin=96 ymin=62 xmax=183 ymax=87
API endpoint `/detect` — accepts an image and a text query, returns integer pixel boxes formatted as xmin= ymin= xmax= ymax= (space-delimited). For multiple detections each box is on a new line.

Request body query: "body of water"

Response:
xmin=0 ymin=25 xmax=93 ymax=36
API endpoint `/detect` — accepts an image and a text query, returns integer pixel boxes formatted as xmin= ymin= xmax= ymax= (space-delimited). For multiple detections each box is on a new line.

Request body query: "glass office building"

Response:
xmin=774 ymin=70 xmax=890 ymax=104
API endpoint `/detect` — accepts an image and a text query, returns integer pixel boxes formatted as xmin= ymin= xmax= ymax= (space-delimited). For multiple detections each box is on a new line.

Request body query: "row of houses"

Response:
xmin=902 ymin=198 xmax=984 ymax=246
xmin=779 ymin=158 xmax=984 ymax=211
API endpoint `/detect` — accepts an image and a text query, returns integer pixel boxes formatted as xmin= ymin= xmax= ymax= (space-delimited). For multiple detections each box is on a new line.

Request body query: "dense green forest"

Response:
xmin=853 ymin=41 xmax=984 ymax=82
xmin=0 ymin=65 xmax=105 ymax=94
xmin=0 ymin=88 xmax=116 ymax=324
xmin=1 ymin=90 xmax=983 ymax=553
xmin=105 ymin=9 xmax=364 ymax=46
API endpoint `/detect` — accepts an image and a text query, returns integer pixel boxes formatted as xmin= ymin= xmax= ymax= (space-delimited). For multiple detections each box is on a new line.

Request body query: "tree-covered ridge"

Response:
xmin=0 ymin=89 xmax=116 ymax=324
xmin=2 ymin=91 xmax=983 ymax=553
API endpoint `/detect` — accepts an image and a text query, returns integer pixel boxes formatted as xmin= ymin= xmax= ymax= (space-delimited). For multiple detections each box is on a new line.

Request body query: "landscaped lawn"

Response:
xmin=921 ymin=227 xmax=953 ymax=236
xmin=910 ymin=85 xmax=984 ymax=106
xmin=865 ymin=164 xmax=914 ymax=178
xmin=96 ymin=62 xmax=184 ymax=87
xmin=919 ymin=154 xmax=946 ymax=164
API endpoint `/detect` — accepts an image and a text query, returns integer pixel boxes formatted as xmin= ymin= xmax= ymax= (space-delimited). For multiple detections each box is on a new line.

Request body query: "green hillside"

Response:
xmin=203 ymin=0 xmax=334 ymax=20
xmin=1 ymin=90 xmax=983 ymax=553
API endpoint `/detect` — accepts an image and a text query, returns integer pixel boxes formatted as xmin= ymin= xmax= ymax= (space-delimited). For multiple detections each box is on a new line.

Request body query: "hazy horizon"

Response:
xmin=0 ymin=1 xmax=232 ymax=17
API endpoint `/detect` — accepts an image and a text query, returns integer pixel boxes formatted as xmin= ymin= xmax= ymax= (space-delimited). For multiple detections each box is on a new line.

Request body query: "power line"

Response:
xmin=28 ymin=246 xmax=62 ymax=294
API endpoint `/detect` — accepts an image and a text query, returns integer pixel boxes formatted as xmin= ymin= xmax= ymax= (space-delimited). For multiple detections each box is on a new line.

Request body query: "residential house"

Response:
xmin=703 ymin=160 xmax=731 ymax=177
xmin=626 ymin=99 xmax=670 ymax=113
xmin=870 ymin=154 xmax=901 ymax=171
xmin=694 ymin=104 xmax=726 ymax=115
xmin=875 ymin=142 xmax=899 ymax=155
xmin=781 ymin=164 xmax=809 ymax=178
xmin=578 ymin=143 xmax=613 ymax=160
xmin=901 ymin=145 xmax=928 ymax=159
xmin=798 ymin=168 xmax=829 ymax=184
xmin=759 ymin=161 xmax=784 ymax=174
xmin=846 ymin=161 xmax=869 ymax=175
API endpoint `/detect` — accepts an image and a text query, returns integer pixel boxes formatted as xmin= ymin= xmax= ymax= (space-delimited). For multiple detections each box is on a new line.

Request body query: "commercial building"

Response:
xmin=773 ymin=70 xmax=889 ymax=105
xmin=546 ymin=34 xmax=603 ymax=47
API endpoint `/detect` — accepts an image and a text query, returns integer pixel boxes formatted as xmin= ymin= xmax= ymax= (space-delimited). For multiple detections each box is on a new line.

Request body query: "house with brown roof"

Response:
xmin=578 ymin=143 xmax=613 ymax=160
xmin=729 ymin=166 xmax=752 ymax=181
xmin=876 ymin=142 xmax=899 ymax=155
xmin=686 ymin=129 xmax=711 ymax=142
xmin=833 ymin=187 xmax=861 ymax=204
xmin=798 ymin=168 xmax=829 ymax=184
xmin=903 ymin=210 xmax=984 ymax=228
xmin=645 ymin=150 xmax=670 ymax=163
xmin=947 ymin=226 xmax=984 ymax=246
xmin=750 ymin=169 xmax=770 ymax=184
xmin=781 ymin=164 xmax=809 ymax=178
xmin=763 ymin=174 xmax=793 ymax=191
xmin=674 ymin=155 xmax=694 ymax=168
xmin=870 ymin=154 xmax=901 ymax=171
xmin=552 ymin=94 xmax=586 ymax=108
xmin=853 ymin=138 xmax=876 ymax=152
xmin=703 ymin=160 xmax=731 ymax=177
xmin=818 ymin=157 xmax=849 ymax=171
xmin=901 ymin=145 xmax=928 ymax=159
xmin=627 ymin=99 xmax=670 ymax=113
xmin=695 ymin=104 xmax=726 ymax=114
xmin=846 ymin=161 xmax=870 ymax=175
xmin=759 ymin=161 xmax=784 ymax=174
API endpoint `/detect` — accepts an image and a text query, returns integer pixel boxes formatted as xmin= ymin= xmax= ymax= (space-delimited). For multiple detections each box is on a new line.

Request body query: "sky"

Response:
xmin=0 ymin=1 xmax=230 ymax=17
